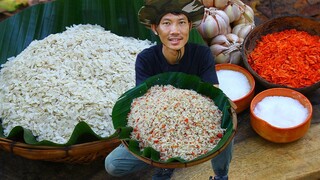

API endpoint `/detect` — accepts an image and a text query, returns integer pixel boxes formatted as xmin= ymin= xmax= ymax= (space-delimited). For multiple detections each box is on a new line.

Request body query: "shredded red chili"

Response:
xmin=248 ymin=29 xmax=320 ymax=88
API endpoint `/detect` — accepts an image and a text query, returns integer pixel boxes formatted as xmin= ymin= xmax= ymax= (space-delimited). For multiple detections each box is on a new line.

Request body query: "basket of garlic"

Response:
xmin=197 ymin=0 xmax=255 ymax=64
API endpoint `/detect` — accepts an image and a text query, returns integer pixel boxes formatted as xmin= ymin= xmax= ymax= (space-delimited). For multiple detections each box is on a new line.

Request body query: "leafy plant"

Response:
xmin=0 ymin=0 xmax=28 ymax=12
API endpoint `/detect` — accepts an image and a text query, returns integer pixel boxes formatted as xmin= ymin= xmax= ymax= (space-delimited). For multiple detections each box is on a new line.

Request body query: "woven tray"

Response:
xmin=122 ymin=108 xmax=237 ymax=169
xmin=0 ymin=137 xmax=120 ymax=164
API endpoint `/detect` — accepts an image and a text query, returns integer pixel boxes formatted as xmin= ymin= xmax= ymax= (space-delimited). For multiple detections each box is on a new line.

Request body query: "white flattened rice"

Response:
xmin=0 ymin=24 xmax=155 ymax=144
xmin=127 ymin=85 xmax=225 ymax=161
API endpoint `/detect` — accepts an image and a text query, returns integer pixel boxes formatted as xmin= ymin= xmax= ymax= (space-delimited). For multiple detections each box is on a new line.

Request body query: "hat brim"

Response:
xmin=138 ymin=0 xmax=204 ymax=29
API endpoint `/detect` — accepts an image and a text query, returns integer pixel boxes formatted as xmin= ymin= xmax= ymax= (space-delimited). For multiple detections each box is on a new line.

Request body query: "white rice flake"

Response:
xmin=0 ymin=24 xmax=155 ymax=144
xmin=217 ymin=69 xmax=251 ymax=100
xmin=127 ymin=85 xmax=225 ymax=161
xmin=253 ymin=96 xmax=309 ymax=128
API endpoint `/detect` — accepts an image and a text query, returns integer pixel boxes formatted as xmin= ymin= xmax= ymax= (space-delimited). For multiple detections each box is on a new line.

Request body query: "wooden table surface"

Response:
xmin=172 ymin=89 xmax=320 ymax=180
xmin=0 ymin=0 xmax=320 ymax=179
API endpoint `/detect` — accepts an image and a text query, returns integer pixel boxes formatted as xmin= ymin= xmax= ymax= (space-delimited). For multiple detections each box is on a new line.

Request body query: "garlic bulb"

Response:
xmin=197 ymin=0 xmax=255 ymax=64
xmin=200 ymin=0 xmax=229 ymax=9
xmin=223 ymin=2 xmax=243 ymax=23
xmin=232 ymin=4 xmax=254 ymax=26
xmin=228 ymin=50 xmax=241 ymax=64
xmin=232 ymin=23 xmax=255 ymax=39
xmin=211 ymin=34 xmax=229 ymax=45
xmin=225 ymin=33 xmax=242 ymax=43
xmin=210 ymin=44 xmax=229 ymax=55
xmin=197 ymin=7 xmax=231 ymax=39
xmin=210 ymin=33 xmax=242 ymax=64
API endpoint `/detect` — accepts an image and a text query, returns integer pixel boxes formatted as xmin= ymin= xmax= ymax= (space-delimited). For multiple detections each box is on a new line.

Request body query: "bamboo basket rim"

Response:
xmin=0 ymin=136 xmax=121 ymax=164
xmin=121 ymin=108 xmax=237 ymax=168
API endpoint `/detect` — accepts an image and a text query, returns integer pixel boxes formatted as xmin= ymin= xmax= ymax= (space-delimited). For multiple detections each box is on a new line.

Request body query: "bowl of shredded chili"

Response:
xmin=241 ymin=15 xmax=320 ymax=94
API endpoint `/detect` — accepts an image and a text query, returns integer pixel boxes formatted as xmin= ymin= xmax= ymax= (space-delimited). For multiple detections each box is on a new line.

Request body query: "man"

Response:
xmin=105 ymin=0 xmax=233 ymax=179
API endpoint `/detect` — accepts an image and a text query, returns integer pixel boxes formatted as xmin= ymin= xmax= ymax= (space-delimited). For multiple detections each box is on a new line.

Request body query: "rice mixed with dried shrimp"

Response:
xmin=127 ymin=85 xmax=225 ymax=161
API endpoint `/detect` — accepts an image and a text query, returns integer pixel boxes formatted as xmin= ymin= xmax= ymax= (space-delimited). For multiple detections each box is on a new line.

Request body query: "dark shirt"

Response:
xmin=135 ymin=42 xmax=219 ymax=86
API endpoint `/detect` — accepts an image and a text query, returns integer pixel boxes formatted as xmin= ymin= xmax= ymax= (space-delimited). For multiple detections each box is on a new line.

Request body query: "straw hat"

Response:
xmin=138 ymin=0 xmax=204 ymax=28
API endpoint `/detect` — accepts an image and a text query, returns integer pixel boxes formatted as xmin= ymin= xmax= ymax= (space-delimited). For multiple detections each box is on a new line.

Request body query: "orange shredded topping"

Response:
xmin=248 ymin=29 xmax=320 ymax=88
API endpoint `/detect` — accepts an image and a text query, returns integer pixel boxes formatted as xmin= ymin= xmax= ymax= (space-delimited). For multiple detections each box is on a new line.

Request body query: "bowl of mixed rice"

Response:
xmin=112 ymin=72 xmax=237 ymax=168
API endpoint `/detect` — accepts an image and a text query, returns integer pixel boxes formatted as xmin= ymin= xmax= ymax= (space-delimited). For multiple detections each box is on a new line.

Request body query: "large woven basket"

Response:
xmin=0 ymin=137 xmax=120 ymax=164
xmin=122 ymin=108 xmax=237 ymax=168
xmin=241 ymin=15 xmax=320 ymax=94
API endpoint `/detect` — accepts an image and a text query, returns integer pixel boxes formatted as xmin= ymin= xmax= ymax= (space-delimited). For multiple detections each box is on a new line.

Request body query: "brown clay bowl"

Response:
xmin=250 ymin=88 xmax=313 ymax=143
xmin=216 ymin=63 xmax=256 ymax=114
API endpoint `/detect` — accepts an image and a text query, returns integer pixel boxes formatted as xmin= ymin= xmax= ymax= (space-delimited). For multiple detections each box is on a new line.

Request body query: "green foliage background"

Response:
xmin=0 ymin=0 xmax=205 ymax=63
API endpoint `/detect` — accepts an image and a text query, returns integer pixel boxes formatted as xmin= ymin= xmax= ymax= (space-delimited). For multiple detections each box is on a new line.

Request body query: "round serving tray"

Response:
xmin=121 ymin=108 xmax=237 ymax=168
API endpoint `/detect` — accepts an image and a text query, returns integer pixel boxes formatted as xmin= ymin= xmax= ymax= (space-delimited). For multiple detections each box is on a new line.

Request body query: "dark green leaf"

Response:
xmin=1 ymin=121 xmax=117 ymax=146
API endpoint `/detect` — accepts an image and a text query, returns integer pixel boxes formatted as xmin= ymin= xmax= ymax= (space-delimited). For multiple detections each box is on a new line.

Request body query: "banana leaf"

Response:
xmin=112 ymin=72 xmax=233 ymax=163
xmin=0 ymin=0 xmax=205 ymax=63
xmin=0 ymin=0 xmax=206 ymax=146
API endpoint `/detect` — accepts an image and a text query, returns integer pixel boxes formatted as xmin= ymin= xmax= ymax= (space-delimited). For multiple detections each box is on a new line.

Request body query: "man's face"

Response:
xmin=153 ymin=13 xmax=191 ymax=51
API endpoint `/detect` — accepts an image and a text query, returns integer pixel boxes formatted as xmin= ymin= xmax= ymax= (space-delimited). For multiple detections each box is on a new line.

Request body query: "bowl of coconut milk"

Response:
xmin=250 ymin=88 xmax=313 ymax=143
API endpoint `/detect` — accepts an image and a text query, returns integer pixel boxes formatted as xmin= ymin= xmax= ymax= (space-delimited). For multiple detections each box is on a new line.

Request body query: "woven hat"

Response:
xmin=138 ymin=0 xmax=204 ymax=28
